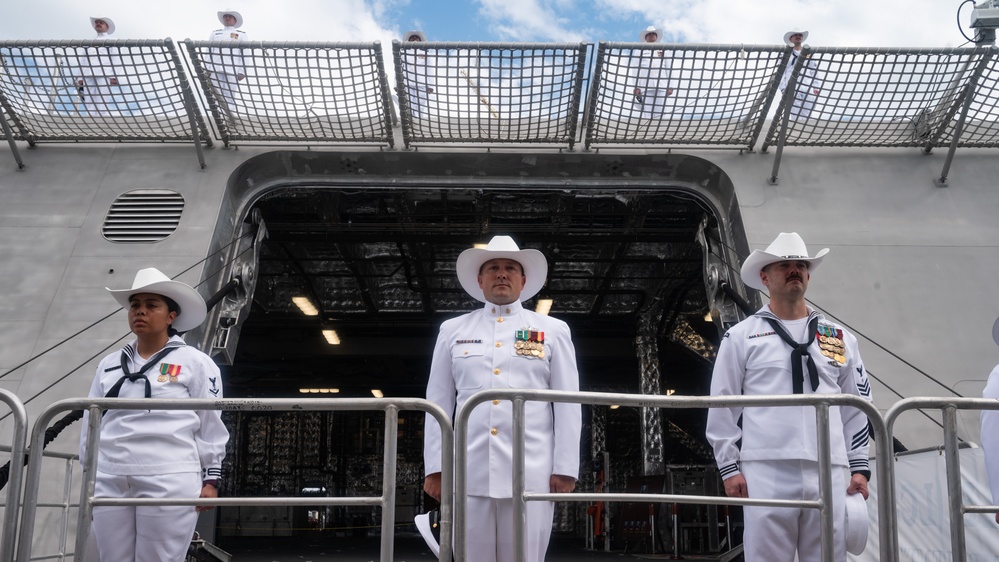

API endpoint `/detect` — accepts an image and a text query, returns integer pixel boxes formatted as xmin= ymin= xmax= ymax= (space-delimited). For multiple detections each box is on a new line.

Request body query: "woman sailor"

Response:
xmin=81 ymin=268 xmax=228 ymax=562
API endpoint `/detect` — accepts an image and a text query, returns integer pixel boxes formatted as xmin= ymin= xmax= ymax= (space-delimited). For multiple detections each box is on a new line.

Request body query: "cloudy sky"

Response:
xmin=0 ymin=0 xmax=979 ymax=48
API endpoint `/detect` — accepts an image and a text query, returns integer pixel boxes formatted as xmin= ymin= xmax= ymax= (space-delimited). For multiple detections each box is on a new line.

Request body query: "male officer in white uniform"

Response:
xmin=779 ymin=29 xmax=822 ymax=120
xmin=630 ymin=25 xmax=674 ymax=119
xmin=206 ymin=10 xmax=248 ymax=116
xmin=980 ymin=317 xmax=999 ymax=524
xmin=423 ymin=235 xmax=582 ymax=562
xmin=77 ymin=17 xmax=121 ymax=116
xmin=400 ymin=30 xmax=436 ymax=118
xmin=705 ymin=232 xmax=873 ymax=561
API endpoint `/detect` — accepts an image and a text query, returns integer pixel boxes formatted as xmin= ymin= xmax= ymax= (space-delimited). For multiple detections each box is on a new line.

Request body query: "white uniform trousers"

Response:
xmin=788 ymin=91 xmax=815 ymax=120
xmin=741 ymin=459 xmax=847 ymax=562
xmin=209 ymin=72 xmax=241 ymax=116
xmin=92 ymin=471 xmax=202 ymax=562
xmin=466 ymin=496 xmax=555 ymax=562
xmin=405 ymin=86 xmax=433 ymax=118
xmin=635 ymin=89 xmax=670 ymax=119
xmin=80 ymin=77 xmax=116 ymax=116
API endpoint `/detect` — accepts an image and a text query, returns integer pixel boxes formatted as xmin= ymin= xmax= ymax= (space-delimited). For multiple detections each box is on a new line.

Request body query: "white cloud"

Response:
xmin=593 ymin=0 xmax=971 ymax=48
xmin=0 ymin=0 xmax=979 ymax=48
xmin=477 ymin=0 xmax=587 ymax=42
xmin=0 ymin=0 xmax=399 ymax=43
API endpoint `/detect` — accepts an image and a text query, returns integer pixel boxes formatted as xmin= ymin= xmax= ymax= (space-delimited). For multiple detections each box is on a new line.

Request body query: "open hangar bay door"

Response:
xmin=200 ymin=151 xmax=752 ymax=550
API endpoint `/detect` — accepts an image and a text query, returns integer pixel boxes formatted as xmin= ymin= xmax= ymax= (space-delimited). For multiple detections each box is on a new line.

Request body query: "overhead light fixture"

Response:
xmin=535 ymin=298 xmax=553 ymax=315
xmin=665 ymin=389 xmax=676 ymax=396
xmin=473 ymin=243 xmax=488 ymax=249
xmin=299 ymin=388 xmax=340 ymax=394
xmin=609 ymin=404 xmax=620 ymax=410
xmin=704 ymin=311 xmax=713 ymax=322
xmin=322 ymin=330 xmax=341 ymax=345
xmin=292 ymin=296 xmax=319 ymax=316
xmin=371 ymin=389 xmax=384 ymax=398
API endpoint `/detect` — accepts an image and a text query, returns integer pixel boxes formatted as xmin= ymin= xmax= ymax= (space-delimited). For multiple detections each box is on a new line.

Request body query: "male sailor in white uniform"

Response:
xmin=206 ymin=10 xmax=248 ymax=117
xmin=706 ymin=232 xmax=873 ymax=561
xmin=400 ymin=30 xmax=436 ymax=119
xmin=779 ymin=29 xmax=822 ymax=120
xmin=980 ymin=316 xmax=999 ymax=524
xmin=77 ymin=17 xmax=120 ymax=116
xmin=423 ymin=235 xmax=582 ymax=562
xmin=630 ymin=25 xmax=674 ymax=120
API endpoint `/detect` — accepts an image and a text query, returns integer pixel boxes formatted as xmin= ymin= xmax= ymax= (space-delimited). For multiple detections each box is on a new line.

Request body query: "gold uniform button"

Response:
xmin=495 ymin=342 xmax=502 ymax=348
xmin=497 ymin=317 xmax=504 ymax=323
xmin=493 ymin=368 xmax=501 ymax=375
xmin=492 ymin=399 xmax=500 ymax=405
xmin=464 ymin=350 xmax=469 ymax=355
xmin=490 ymin=428 xmax=498 ymax=436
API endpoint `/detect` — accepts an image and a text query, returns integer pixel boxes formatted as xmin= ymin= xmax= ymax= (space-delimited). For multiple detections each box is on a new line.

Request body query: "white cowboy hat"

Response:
xmin=456 ymin=235 xmax=548 ymax=303
xmin=107 ymin=268 xmax=208 ymax=332
xmin=783 ymin=28 xmax=809 ymax=46
xmin=740 ymin=232 xmax=829 ymax=291
xmin=89 ymin=17 xmax=116 ymax=36
xmin=845 ymin=492 xmax=870 ymax=555
xmin=403 ymin=30 xmax=427 ymax=42
xmin=414 ymin=511 xmax=440 ymax=557
xmin=217 ymin=10 xmax=243 ymax=28
xmin=992 ymin=315 xmax=999 ymax=346
xmin=640 ymin=25 xmax=660 ymax=42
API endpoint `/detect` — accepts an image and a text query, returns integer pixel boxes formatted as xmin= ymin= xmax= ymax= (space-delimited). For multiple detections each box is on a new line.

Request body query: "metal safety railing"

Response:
xmin=455 ymin=389 xmax=893 ymax=562
xmin=181 ymin=41 xmax=395 ymax=148
xmin=0 ymin=40 xmax=212 ymax=167
xmin=15 ymin=397 xmax=453 ymax=562
xmin=762 ymin=45 xmax=998 ymax=185
xmin=945 ymin=51 xmax=999 ymax=149
xmin=0 ymin=391 xmax=28 ymax=562
xmin=3 ymin=39 xmax=999 ymax=183
xmin=11 ymin=391 xmax=999 ymax=560
xmin=584 ymin=42 xmax=788 ymax=151
xmin=392 ymin=41 xmax=590 ymax=150
xmin=1 ymin=446 xmax=80 ymax=562
xmin=884 ymin=397 xmax=999 ymax=562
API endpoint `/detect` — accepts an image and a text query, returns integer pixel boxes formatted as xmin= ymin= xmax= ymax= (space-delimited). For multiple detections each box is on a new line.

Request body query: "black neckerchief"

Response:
xmin=104 ymin=341 xmax=184 ymax=400
xmin=762 ymin=314 xmax=820 ymax=394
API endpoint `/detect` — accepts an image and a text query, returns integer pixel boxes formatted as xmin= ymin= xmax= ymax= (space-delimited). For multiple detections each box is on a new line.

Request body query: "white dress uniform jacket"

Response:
xmin=79 ymin=32 xmax=121 ymax=115
xmin=206 ymin=26 xmax=248 ymax=113
xmin=80 ymin=335 xmax=228 ymax=479
xmin=981 ymin=364 xmax=999 ymax=506
xmin=424 ymin=300 xmax=581 ymax=497
xmin=779 ymin=50 xmax=822 ymax=120
xmin=629 ymin=49 xmax=674 ymax=119
xmin=401 ymin=51 xmax=437 ymax=118
xmin=706 ymin=306 xmax=872 ymax=481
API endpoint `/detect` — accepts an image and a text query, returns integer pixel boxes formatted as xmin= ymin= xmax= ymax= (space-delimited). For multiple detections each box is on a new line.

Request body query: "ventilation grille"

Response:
xmin=102 ymin=189 xmax=185 ymax=243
